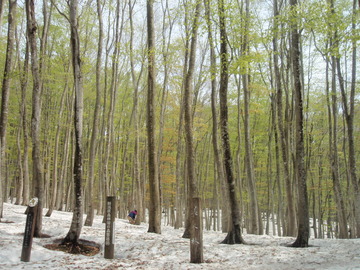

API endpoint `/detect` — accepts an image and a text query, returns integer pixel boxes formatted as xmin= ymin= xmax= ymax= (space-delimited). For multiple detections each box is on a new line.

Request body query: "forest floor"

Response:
xmin=1 ymin=202 xmax=360 ymax=269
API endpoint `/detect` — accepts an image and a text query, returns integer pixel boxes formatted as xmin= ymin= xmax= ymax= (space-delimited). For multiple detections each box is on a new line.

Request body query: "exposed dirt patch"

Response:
xmin=44 ymin=239 xmax=101 ymax=256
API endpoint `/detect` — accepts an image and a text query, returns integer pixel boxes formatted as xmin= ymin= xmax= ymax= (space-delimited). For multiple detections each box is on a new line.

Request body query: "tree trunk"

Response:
xmin=84 ymin=0 xmax=103 ymax=227
xmin=129 ymin=0 xmax=145 ymax=226
xmin=182 ymin=0 xmax=201 ymax=239
xmin=290 ymin=0 xmax=309 ymax=247
xmin=219 ymin=0 xmax=245 ymax=245
xmin=25 ymin=0 xmax=46 ymax=237
xmin=15 ymin=26 xmax=30 ymax=206
xmin=336 ymin=0 xmax=359 ymax=238
xmin=0 ymin=0 xmax=16 ymax=218
xmin=273 ymin=0 xmax=296 ymax=237
xmin=46 ymin=75 xmax=69 ymax=217
xmin=63 ymin=0 xmax=84 ymax=245
xmin=147 ymin=0 xmax=161 ymax=234
xmin=204 ymin=0 xmax=228 ymax=235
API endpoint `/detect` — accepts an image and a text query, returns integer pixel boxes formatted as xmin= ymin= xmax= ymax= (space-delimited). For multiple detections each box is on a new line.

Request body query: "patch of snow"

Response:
xmin=1 ymin=203 xmax=360 ymax=269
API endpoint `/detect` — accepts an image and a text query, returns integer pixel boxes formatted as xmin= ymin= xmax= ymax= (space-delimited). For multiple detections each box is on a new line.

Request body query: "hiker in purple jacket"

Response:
xmin=127 ymin=210 xmax=137 ymax=224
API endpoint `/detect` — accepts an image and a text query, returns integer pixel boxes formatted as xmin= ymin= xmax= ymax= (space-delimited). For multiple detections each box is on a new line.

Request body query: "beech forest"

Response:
xmin=0 ymin=0 xmax=359 ymax=247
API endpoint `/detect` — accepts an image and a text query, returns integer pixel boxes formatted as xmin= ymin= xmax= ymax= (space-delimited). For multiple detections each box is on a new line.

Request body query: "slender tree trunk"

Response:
xmin=336 ymin=0 xmax=359 ymax=238
xmin=290 ymin=0 xmax=309 ymax=247
xmin=46 ymin=76 xmax=69 ymax=217
xmin=182 ymin=0 xmax=201 ymax=239
xmin=325 ymin=0 xmax=348 ymax=240
xmin=219 ymin=0 xmax=245 ymax=244
xmin=129 ymin=0 xmax=145 ymax=225
xmin=241 ymin=0 xmax=261 ymax=235
xmin=84 ymin=0 xmax=103 ymax=227
xmin=204 ymin=0 xmax=228 ymax=235
xmin=273 ymin=0 xmax=296 ymax=237
xmin=147 ymin=0 xmax=161 ymax=234
xmin=63 ymin=0 xmax=84 ymax=245
xmin=0 ymin=0 xmax=16 ymax=218
xmin=26 ymin=0 xmax=46 ymax=237
xmin=15 ymin=26 xmax=30 ymax=206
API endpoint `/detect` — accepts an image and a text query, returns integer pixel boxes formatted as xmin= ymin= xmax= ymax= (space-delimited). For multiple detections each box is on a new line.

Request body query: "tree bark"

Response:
xmin=0 ymin=0 xmax=16 ymax=218
xmin=15 ymin=18 xmax=29 ymax=206
xmin=290 ymin=0 xmax=309 ymax=247
xmin=204 ymin=0 xmax=228 ymax=235
xmin=336 ymin=0 xmax=359 ymax=238
xmin=147 ymin=0 xmax=161 ymax=234
xmin=25 ymin=0 xmax=46 ymax=237
xmin=273 ymin=0 xmax=296 ymax=237
xmin=219 ymin=0 xmax=245 ymax=244
xmin=63 ymin=0 xmax=84 ymax=245
xmin=84 ymin=0 xmax=103 ymax=227
xmin=182 ymin=0 xmax=201 ymax=239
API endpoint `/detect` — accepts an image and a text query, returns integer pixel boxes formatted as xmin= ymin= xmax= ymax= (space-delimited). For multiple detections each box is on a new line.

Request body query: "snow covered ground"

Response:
xmin=0 ymin=202 xmax=359 ymax=270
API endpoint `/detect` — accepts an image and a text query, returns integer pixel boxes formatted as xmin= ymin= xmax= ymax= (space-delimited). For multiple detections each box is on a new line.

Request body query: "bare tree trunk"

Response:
xmin=63 ymin=0 xmax=84 ymax=245
xmin=336 ymin=0 xmax=359 ymax=238
xmin=46 ymin=75 xmax=69 ymax=217
xmin=219 ymin=0 xmax=245 ymax=245
xmin=129 ymin=0 xmax=145 ymax=225
xmin=204 ymin=0 xmax=228 ymax=235
xmin=241 ymin=0 xmax=261 ymax=236
xmin=147 ymin=0 xmax=161 ymax=234
xmin=15 ymin=26 xmax=30 ymax=206
xmin=273 ymin=0 xmax=296 ymax=237
xmin=182 ymin=0 xmax=201 ymax=239
xmin=0 ymin=0 xmax=16 ymax=218
xmin=25 ymin=0 xmax=46 ymax=237
xmin=84 ymin=0 xmax=103 ymax=227
xmin=290 ymin=0 xmax=309 ymax=247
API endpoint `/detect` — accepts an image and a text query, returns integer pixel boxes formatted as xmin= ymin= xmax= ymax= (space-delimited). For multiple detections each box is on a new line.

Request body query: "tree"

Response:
xmin=204 ymin=0 xmax=228 ymax=235
xmin=290 ymin=0 xmax=309 ymax=247
xmin=336 ymin=0 xmax=359 ymax=238
xmin=84 ymin=0 xmax=103 ymax=227
xmin=273 ymin=0 xmax=296 ymax=237
xmin=0 ymin=0 xmax=16 ymax=219
xmin=147 ymin=0 xmax=161 ymax=234
xmin=219 ymin=0 xmax=245 ymax=245
xmin=62 ymin=0 xmax=84 ymax=246
xmin=241 ymin=0 xmax=261 ymax=235
xmin=25 ymin=0 xmax=46 ymax=237
xmin=182 ymin=0 xmax=201 ymax=239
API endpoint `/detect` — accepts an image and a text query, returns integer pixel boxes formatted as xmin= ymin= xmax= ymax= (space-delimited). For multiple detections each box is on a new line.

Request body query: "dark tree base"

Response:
xmin=45 ymin=239 xmax=100 ymax=256
xmin=182 ymin=227 xmax=191 ymax=239
xmin=221 ymin=225 xmax=246 ymax=244
xmin=290 ymin=236 xmax=309 ymax=248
